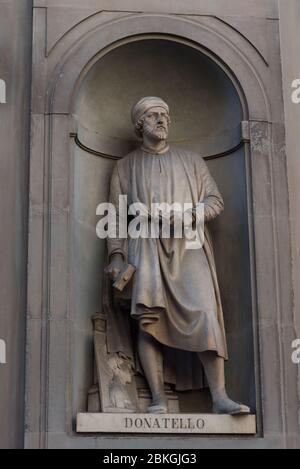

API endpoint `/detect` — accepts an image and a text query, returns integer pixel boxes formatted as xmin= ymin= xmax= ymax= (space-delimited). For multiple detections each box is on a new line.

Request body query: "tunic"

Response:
xmin=107 ymin=146 xmax=228 ymax=362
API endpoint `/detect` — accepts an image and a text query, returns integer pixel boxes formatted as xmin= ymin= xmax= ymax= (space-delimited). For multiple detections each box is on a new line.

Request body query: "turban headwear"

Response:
xmin=131 ymin=97 xmax=169 ymax=124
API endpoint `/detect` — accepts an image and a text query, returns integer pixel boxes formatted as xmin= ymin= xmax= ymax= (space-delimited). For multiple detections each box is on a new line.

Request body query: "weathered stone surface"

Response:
xmin=33 ymin=0 xmax=278 ymax=19
xmin=0 ymin=0 xmax=32 ymax=450
xmin=279 ymin=0 xmax=300 ymax=449
xmin=0 ymin=0 xmax=298 ymax=450
xmin=25 ymin=0 xmax=298 ymax=447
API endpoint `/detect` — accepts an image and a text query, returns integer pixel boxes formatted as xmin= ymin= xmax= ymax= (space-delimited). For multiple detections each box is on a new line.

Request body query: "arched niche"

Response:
xmin=72 ymin=38 xmax=255 ymax=415
xmin=26 ymin=9 xmax=295 ymax=447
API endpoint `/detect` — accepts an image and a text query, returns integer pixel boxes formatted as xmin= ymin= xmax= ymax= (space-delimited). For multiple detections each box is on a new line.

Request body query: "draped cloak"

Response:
xmin=105 ymin=146 xmax=228 ymax=391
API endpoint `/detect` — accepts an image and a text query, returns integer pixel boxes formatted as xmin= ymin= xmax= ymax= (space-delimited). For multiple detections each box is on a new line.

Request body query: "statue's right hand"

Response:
xmin=105 ymin=254 xmax=124 ymax=281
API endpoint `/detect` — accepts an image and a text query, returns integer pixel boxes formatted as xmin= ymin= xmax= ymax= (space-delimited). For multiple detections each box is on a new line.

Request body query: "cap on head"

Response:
xmin=131 ymin=96 xmax=169 ymax=124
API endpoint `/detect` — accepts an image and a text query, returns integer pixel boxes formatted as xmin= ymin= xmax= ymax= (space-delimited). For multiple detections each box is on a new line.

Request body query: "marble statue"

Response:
xmin=104 ymin=96 xmax=250 ymax=415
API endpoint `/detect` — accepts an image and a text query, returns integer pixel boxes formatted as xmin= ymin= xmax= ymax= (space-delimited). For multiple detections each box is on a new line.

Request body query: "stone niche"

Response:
xmin=26 ymin=7 xmax=296 ymax=448
xmin=72 ymin=39 xmax=255 ymax=418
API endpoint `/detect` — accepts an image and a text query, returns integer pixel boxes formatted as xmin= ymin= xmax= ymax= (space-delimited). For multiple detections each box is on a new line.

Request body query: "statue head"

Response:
xmin=131 ymin=96 xmax=171 ymax=142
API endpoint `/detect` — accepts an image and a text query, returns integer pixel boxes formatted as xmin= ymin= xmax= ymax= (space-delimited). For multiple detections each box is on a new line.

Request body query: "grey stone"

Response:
xmin=0 ymin=0 xmax=298 ymax=450
xmin=25 ymin=2 xmax=298 ymax=447
xmin=77 ymin=413 xmax=257 ymax=435
xmin=33 ymin=0 xmax=278 ymax=19
xmin=0 ymin=0 xmax=32 ymax=450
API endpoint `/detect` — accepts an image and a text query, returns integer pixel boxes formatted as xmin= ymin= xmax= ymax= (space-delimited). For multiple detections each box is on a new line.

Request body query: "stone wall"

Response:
xmin=0 ymin=0 xmax=300 ymax=449
xmin=0 ymin=0 xmax=32 ymax=449
xmin=279 ymin=0 xmax=300 ymax=446
xmin=279 ymin=0 xmax=300 ymax=346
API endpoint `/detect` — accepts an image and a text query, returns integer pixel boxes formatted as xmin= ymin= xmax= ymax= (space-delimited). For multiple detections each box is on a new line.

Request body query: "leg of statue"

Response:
xmin=199 ymin=351 xmax=250 ymax=415
xmin=138 ymin=328 xmax=168 ymax=413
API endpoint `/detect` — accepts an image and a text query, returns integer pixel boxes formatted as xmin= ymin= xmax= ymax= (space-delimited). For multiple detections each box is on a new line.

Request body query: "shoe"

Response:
xmin=213 ymin=398 xmax=251 ymax=415
xmin=147 ymin=400 xmax=168 ymax=414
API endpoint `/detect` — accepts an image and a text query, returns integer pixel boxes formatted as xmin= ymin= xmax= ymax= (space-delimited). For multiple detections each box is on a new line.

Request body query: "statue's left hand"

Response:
xmin=105 ymin=253 xmax=124 ymax=281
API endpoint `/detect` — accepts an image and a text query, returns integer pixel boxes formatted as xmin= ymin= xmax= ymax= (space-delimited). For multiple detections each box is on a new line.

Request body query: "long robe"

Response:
xmin=105 ymin=146 xmax=228 ymax=391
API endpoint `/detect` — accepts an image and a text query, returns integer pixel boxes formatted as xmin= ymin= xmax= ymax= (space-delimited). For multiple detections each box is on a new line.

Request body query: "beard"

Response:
xmin=143 ymin=122 xmax=168 ymax=141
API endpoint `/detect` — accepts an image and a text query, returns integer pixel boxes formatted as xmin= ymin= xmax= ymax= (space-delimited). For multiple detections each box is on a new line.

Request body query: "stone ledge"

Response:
xmin=77 ymin=413 xmax=256 ymax=434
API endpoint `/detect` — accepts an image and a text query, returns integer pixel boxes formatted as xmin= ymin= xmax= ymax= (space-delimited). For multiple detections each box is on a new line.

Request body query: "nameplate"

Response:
xmin=77 ymin=413 xmax=256 ymax=434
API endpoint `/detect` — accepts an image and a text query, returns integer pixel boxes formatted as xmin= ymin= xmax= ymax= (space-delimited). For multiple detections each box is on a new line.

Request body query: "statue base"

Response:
xmin=76 ymin=413 xmax=256 ymax=434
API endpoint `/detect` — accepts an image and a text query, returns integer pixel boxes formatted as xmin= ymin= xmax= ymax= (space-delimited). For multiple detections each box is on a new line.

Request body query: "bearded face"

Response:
xmin=142 ymin=107 xmax=170 ymax=141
